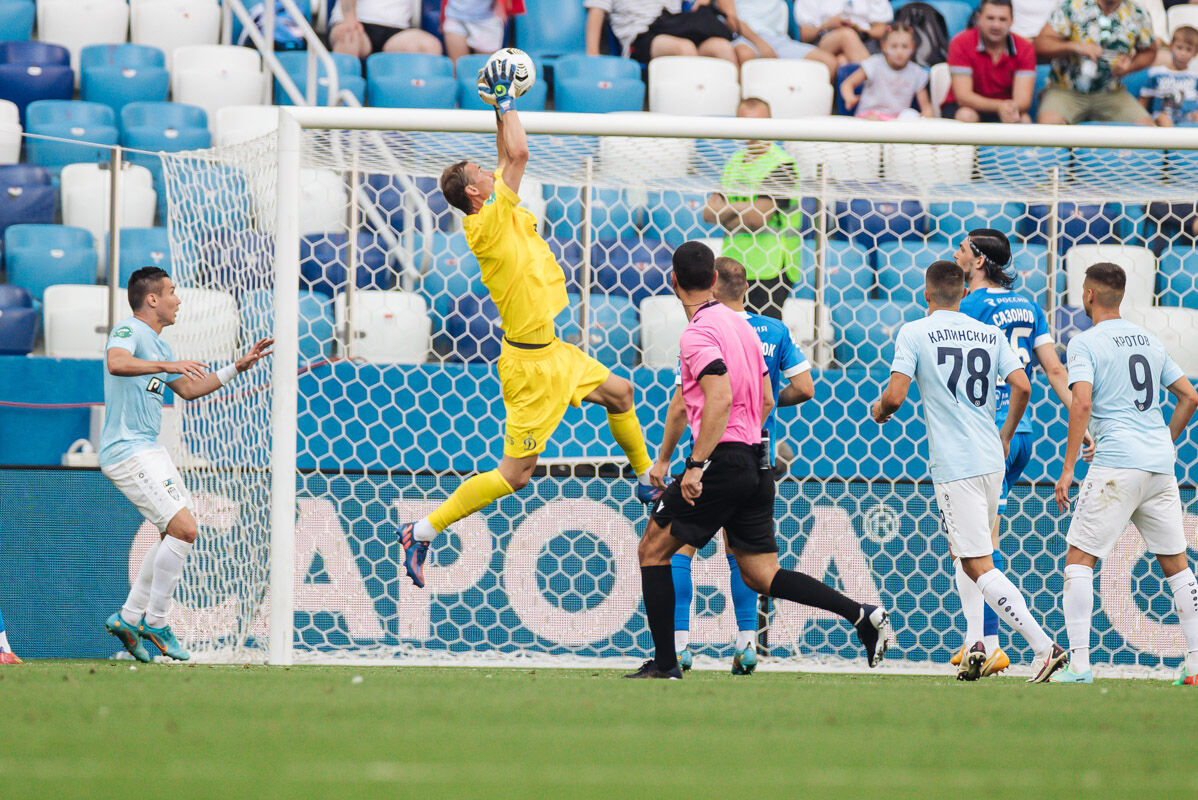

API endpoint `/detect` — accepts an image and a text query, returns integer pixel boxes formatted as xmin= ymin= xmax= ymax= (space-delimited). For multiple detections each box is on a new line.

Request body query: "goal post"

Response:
xmin=156 ymin=107 xmax=1198 ymax=675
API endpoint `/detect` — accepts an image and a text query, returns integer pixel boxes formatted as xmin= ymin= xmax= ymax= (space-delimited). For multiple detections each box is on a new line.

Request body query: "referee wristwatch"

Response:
xmin=685 ymin=456 xmax=709 ymax=471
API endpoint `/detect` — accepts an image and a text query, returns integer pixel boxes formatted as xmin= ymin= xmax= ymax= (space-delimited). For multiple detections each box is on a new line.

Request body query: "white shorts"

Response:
xmin=102 ymin=447 xmax=194 ymax=532
xmin=731 ymin=32 xmax=816 ymax=60
xmin=1066 ymin=466 xmax=1186 ymax=558
xmin=443 ymin=16 xmax=505 ymax=53
xmin=935 ymin=472 xmax=1001 ymax=559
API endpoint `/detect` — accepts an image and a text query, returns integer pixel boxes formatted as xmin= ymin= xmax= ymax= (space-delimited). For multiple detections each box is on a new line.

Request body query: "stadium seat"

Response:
xmin=554 ymin=293 xmax=638 ymax=370
xmin=110 ymin=226 xmax=171 ymax=287
xmin=444 ymin=291 xmax=501 ymax=362
xmin=591 ymin=236 xmax=673 ymax=305
xmin=821 ymin=240 xmax=875 ymax=306
xmin=884 ymin=137 xmax=974 ymax=185
xmin=37 ymin=0 xmax=130 ymax=77
xmin=0 ymin=163 xmax=54 ymax=236
xmin=215 ymin=104 xmax=278 ymax=147
xmin=419 ymin=230 xmax=484 ymax=321
xmin=927 ymin=197 xmax=1024 ymax=243
xmin=241 ymin=288 xmax=334 ymax=366
xmin=130 ymin=0 xmax=221 ymax=69
xmin=42 ymin=284 xmax=130 ymax=358
xmin=24 ymin=99 xmax=118 ymax=174
xmin=157 ymin=286 xmax=237 ymax=361
xmin=300 ymin=231 xmax=393 ymax=297
xmin=781 ymin=297 xmax=832 ymax=363
xmin=1168 ymin=5 xmax=1198 ymax=38
xmin=875 ymin=241 xmax=938 ymax=306
xmin=836 ymin=198 xmax=927 ymax=247
xmin=299 ymin=168 xmax=348 ymax=234
xmin=1073 ymin=143 xmax=1164 ymax=186
xmin=928 ymin=62 xmax=951 ymax=115
xmin=274 ymin=50 xmax=365 ymax=106
xmin=333 ymin=290 xmax=431 ymax=363
xmin=1157 ymin=247 xmax=1198 ymax=309
xmin=0 ymin=305 xmax=37 ymax=354
xmin=1023 ymin=202 xmax=1127 ymax=253
xmin=544 ymin=236 xmax=583 ymax=291
xmin=649 ymin=56 xmax=740 ymax=116
xmin=645 ymin=191 xmax=722 ymax=247
xmin=0 ymin=98 xmax=18 ymax=163
xmin=0 ymin=0 xmax=34 ymax=41
xmin=173 ymin=45 xmax=268 ymax=133
xmin=80 ymin=44 xmax=169 ymax=116
xmin=0 ymin=283 xmax=31 ymax=308
xmin=834 ymin=63 xmax=861 ymax=115
xmin=925 ymin=1 xmax=973 ymax=36
xmin=169 ymin=162 xmax=254 ymax=235
xmin=120 ymin=101 xmax=211 ymax=219
xmin=411 ymin=175 xmax=454 ymax=231
xmin=553 ymin=54 xmax=644 ymax=114
xmin=1141 ymin=0 xmax=1169 ymax=41
xmin=1124 ymin=306 xmax=1198 ymax=375
xmin=832 ymin=301 xmax=920 ymax=369
xmin=515 ymin=0 xmax=585 ymax=63
xmin=365 ymin=53 xmax=456 ymax=109
xmin=194 ymin=229 xmax=274 ymax=290
xmin=600 ymin=132 xmax=693 ymax=181
xmin=4 ymin=223 xmax=97 ymax=302
xmin=61 ymin=162 xmax=156 ymax=249
xmin=639 ymin=294 xmax=686 ymax=367
xmin=975 ymin=143 xmax=1069 ymax=184
xmin=0 ymin=41 xmax=73 ymax=124
xmin=739 ymin=59 xmax=833 ymax=118
xmin=1065 ymin=244 xmax=1155 ymax=310
xmin=547 ymin=186 xmax=644 ymax=242
xmin=454 ymin=53 xmax=547 ymax=112
xmin=1008 ymin=243 xmax=1053 ymax=307
xmin=785 ymin=136 xmax=882 ymax=183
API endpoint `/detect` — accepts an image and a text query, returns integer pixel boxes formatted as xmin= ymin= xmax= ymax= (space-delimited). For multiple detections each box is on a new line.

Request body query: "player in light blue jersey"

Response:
xmin=651 ymin=257 xmax=815 ymax=674
xmin=954 ymin=228 xmax=1092 ymax=679
xmin=101 ymin=267 xmax=272 ymax=663
xmin=1052 ymin=262 xmax=1198 ymax=685
xmin=874 ymin=260 xmax=1068 ymax=683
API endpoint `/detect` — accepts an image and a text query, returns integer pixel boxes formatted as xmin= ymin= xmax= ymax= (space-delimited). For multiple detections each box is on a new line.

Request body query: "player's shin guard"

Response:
xmin=1165 ymin=567 xmax=1198 ymax=673
xmin=1062 ymin=563 xmax=1094 ymax=674
xmin=727 ymin=554 xmax=758 ymax=646
xmin=427 ymin=469 xmax=514 ymax=533
xmin=975 ymin=569 xmax=1051 ymax=654
xmin=768 ymin=569 xmax=860 ymax=621
xmin=606 ymin=407 xmax=653 ymax=477
xmin=641 ymin=565 xmax=678 ymax=671
xmin=671 ymin=553 xmax=692 ymax=651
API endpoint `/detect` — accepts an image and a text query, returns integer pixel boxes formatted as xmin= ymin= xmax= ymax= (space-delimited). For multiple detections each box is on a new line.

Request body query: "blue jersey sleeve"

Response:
xmin=778 ymin=327 xmax=808 ymax=376
xmin=891 ymin=323 xmax=918 ymax=377
xmin=1031 ymin=303 xmax=1052 ymax=350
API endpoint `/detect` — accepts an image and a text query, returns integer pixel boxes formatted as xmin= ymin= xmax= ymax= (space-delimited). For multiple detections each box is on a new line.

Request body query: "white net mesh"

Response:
xmin=159 ymin=117 xmax=1198 ymax=674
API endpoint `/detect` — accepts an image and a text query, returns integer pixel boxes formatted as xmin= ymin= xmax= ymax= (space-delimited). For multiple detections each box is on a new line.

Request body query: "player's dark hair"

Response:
xmin=713 ymin=257 xmax=749 ymax=302
xmin=128 ymin=267 xmax=170 ymax=311
xmin=673 ymin=240 xmax=716 ymax=292
xmin=1085 ymin=262 xmax=1126 ymax=306
xmin=737 ymin=96 xmax=772 ymax=116
xmin=925 ymin=260 xmax=965 ymax=306
xmin=966 ymin=227 xmax=1014 ymax=289
xmin=440 ymin=160 xmax=474 ymax=215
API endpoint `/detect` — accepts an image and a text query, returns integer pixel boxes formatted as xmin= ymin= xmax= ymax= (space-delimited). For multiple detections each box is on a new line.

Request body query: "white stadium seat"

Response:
xmin=172 ymin=45 xmax=268 ymax=132
xmin=0 ymin=100 xmax=19 ymax=164
xmin=1168 ymin=5 xmax=1198 ymax=38
xmin=159 ymin=287 xmax=238 ymax=361
xmin=782 ymin=298 xmax=832 ymax=367
xmin=740 ymin=58 xmax=833 ymax=118
xmin=299 ymin=168 xmax=348 ymax=234
xmin=61 ymin=162 xmax=156 ymax=250
xmin=131 ymin=0 xmax=221 ymax=69
xmin=43 ymin=284 xmax=132 ymax=359
xmin=785 ymin=131 xmax=882 ymax=182
xmin=928 ymin=62 xmax=951 ymax=116
xmin=648 ymin=56 xmax=740 ymax=116
xmin=599 ymin=130 xmax=693 ymax=180
xmin=1139 ymin=0 xmax=1168 ymax=41
xmin=37 ymin=0 xmax=130 ymax=79
xmin=1065 ymin=244 xmax=1156 ymax=309
xmin=884 ymin=122 xmax=974 ymax=185
xmin=215 ymin=105 xmax=279 ymax=147
xmin=639 ymin=294 xmax=686 ymax=367
xmin=1123 ymin=306 xmax=1198 ymax=376
xmin=517 ymin=175 xmax=546 ymax=230
xmin=334 ymin=290 xmax=431 ymax=363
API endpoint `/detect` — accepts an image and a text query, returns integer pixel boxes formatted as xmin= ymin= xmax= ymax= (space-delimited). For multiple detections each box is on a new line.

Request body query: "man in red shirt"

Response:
xmin=942 ymin=0 xmax=1036 ymax=123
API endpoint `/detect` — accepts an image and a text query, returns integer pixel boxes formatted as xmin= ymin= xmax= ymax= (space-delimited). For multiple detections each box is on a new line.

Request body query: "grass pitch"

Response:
xmin=0 ymin=661 xmax=1192 ymax=798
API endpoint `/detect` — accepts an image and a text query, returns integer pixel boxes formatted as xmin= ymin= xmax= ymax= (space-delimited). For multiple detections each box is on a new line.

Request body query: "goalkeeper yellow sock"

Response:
xmin=607 ymin=407 xmax=653 ymax=477
xmin=427 ymin=469 xmax=514 ymax=533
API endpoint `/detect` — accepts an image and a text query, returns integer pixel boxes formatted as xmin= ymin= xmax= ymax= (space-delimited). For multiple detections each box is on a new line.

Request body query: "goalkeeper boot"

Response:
xmin=1174 ymin=666 xmax=1198 ymax=686
xmin=138 ymin=621 xmax=190 ymax=661
xmin=854 ymin=604 xmax=890 ymax=667
xmin=105 ymin=612 xmax=151 ymax=663
xmin=950 ymin=644 xmax=965 ymax=666
xmin=956 ymin=642 xmax=986 ymax=682
xmin=635 ymin=478 xmax=671 ymax=505
xmin=981 ymin=646 xmax=1011 ymax=678
xmin=0 ymin=651 xmax=21 ymax=665
xmin=676 ymin=647 xmax=692 ymax=671
xmin=398 ymin=523 xmax=430 ymax=589
xmin=1049 ymin=666 xmax=1093 ymax=684
xmin=623 ymin=659 xmax=682 ymax=679
xmin=1027 ymin=643 xmax=1068 ymax=684
xmin=731 ymin=646 xmax=758 ymax=676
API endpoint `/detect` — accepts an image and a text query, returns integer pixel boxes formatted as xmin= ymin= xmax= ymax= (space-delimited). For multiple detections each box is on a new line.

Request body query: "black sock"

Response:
xmin=768 ymin=569 xmax=861 ymax=623
xmin=641 ymin=564 xmax=677 ymax=671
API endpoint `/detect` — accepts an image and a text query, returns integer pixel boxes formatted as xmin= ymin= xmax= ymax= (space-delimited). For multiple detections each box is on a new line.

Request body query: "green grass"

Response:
xmin=0 ymin=661 xmax=1193 ymax=798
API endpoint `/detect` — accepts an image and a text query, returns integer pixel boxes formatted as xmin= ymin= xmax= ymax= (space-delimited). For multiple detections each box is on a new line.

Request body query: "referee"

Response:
xmin=626 ymin=241 xmax=891 ymax=679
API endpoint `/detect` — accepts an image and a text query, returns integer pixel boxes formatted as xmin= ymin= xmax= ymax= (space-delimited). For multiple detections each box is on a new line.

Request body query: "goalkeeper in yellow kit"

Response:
xmin=398 ymin=59 xmax=657 ymax=587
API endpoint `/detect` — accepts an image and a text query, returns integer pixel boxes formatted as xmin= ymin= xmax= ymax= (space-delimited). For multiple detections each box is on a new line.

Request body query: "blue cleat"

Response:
xmin=399 ymin=523 xmax=430 ymax=589
xmin=732 ymin=646 xmax=758 ymax=676
xmin=676 ymin=647 xmax=693 ymax=671
xmin=105 ymin=612 xmax=151 ymax=663
xmin=636 ymin=478 xmax=671 ymax=505
xmin=1050 ymin=667 xmax=1094 ymax=684
xmin=138 ymin=621 xmax=189 ymax=661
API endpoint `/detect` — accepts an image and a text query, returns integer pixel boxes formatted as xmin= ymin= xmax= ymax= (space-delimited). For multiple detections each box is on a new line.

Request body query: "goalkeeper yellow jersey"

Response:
xmin=463 ymin=169 xmax=568 ymax=345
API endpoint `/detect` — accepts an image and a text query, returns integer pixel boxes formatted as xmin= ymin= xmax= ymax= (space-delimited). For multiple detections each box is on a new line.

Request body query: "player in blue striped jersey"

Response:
xmin=650 ymin=257 xmax=814 ymax=674
xmin=955 ymin=228 xmax=1091 ymax=679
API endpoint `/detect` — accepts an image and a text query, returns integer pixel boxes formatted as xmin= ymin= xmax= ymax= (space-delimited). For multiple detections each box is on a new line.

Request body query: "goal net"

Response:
xmin=159 ymin=110 xmax=1198 ymax=675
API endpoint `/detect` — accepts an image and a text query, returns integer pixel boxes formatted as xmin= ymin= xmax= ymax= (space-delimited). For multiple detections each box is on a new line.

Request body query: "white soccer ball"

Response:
xmin=485 ymin=47 xmax=536 ymax=98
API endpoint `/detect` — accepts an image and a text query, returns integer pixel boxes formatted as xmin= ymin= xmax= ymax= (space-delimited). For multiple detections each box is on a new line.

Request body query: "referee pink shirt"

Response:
xmin=678 ymin=301 xmax=768 ymax=446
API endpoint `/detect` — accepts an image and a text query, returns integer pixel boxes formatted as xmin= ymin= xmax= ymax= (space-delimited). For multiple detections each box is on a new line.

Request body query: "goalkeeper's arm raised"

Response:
xmin=484 ymin=60 xmax=529 ymax=193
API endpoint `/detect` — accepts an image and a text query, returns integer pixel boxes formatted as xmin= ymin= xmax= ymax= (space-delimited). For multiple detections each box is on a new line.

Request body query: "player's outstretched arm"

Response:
xmin=1055 ymin=380 xmax=1092 ymax=512
xmin=107 ymin=347 xmax=206 ymax=381
xmin=872 ymin=373 xmax=911 ymax=423
xmin=168 ymin=338 xmax=274 ymax=401
xmin=651 ymin=387 xmax=688 ymax=489
xmin=483 ymin=60 xmax=528 ymax=193
xmin=1165 ymin=377 xmax=1198 ymax=443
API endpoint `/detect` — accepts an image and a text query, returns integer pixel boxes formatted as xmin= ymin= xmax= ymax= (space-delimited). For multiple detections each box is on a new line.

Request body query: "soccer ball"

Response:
xmin=485 ymin=48 xmax=536 ymax=98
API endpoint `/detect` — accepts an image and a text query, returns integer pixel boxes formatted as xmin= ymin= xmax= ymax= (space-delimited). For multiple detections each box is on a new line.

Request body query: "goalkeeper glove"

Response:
xmin=477 ymin=68 xmax=498 ymax=108
xmin=484 ymin=60 xmax=516 ymax=115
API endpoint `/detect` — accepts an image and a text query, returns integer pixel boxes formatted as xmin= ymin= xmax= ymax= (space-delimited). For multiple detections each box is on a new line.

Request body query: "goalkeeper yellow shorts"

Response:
xmin=498 ymin=338 xmax=610 ymax=458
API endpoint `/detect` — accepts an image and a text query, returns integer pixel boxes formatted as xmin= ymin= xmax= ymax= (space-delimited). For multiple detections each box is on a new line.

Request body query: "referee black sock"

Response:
xmin=768 ymin=569 xmax=861 ymax=623
xmin=641 ymin=565 xmax=678 ymax=671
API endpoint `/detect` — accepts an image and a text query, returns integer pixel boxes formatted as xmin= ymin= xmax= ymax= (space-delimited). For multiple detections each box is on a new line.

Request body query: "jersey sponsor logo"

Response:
xmin=113 ymin=326 xmax=133 ymax=339
xmin=146 ymin=377 xmax=165 ymax=396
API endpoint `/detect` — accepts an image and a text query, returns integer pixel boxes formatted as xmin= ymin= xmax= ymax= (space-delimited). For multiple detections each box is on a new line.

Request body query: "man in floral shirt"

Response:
xmin=1033 ymin=0 xmax=1156 ymax=124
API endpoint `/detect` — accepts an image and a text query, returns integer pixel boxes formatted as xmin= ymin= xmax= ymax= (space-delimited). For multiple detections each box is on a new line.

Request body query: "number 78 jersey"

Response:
xmin=1066 ymin=318 xmax=1184 ymax=475
xmin=891 ymin=310 xmax=1024 ymax=484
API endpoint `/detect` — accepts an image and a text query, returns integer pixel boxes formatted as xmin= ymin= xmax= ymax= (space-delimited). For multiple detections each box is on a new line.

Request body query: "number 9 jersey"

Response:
xmin=959 ymin=287 xmax=1053 ymax=436
xmin=1066 ymin=318 xmax=1184 ymax=475
xmin=891 ymin=309 xmax=1024 ymax=484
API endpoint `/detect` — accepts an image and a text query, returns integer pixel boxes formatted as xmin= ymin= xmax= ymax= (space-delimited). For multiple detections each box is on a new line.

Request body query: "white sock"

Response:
xmin=1062 ymin=563 xmax=1094 ymax=673
xmin=412 ymin=518 xmax=438 ymax=543
xmin=144 ymin=535 xmax=193 ymax=628
xmin=735 ymin=630 xmax=755 ymax=651
xmin=954 ymin=558 xmax=985 ymax=647
xmin=637 ymin=472 xmax=652 ymax=486
xmin=975 ymin=568 xmax=1052 ymax=655
xmin=121 ymin=538 xmax=161 ymax=625
xmin=675 ymin=630 xmax=689 ymax=651
xmin=1166 ymin=567 xmax=1198 ymax=673
xmin=983 ymin=634 xmax=999 ymax=653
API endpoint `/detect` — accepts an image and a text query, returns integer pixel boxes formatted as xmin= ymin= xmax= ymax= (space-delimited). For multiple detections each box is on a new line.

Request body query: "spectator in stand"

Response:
xmin=943 ymin=0 xmax=1036 ymax=123
xmin=329 ymin=0 xmax=443 ymax=58
xmin=840 ymin=23 xmax=935 ymax=120
xmin=1140 ymin=26 xmax=1198 ymax=126
xmin=1034 ymin=0 xmax=1156 ymax=125
xmin=584 ymin=0 xmax=739 ymax=65
xmin=1012 ymin=0 xmax=1058 ymax=40
xmin=793 ymin=0 xmax=893 ymax=66
xmin=442 ymin=1 xmax=518 ymax=64
xmin=730 ymin=0 xmax=837 ymax=77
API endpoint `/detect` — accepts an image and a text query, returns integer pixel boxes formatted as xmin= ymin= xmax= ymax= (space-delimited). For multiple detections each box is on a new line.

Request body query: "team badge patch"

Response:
xmin=113 ymin=326 xmax=133 ymax=338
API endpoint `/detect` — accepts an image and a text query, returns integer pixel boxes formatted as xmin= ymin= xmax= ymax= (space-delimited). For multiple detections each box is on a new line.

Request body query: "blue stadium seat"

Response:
xmin=974 ymin=143 xmax=1069 ymax=184
xmin=110 ymin=227 xmax=171 ymax=287
xmin=80 ymin=44 xmax=169 ymax=116
xmin=875 ymin=241 xmax=936 ymax=306
xmin=25 ymin=100 xmax=119 ymax=174
xmin=1167 ymin=146 xmax=1198 ymax=180
xmin=1158 ymin=247 xmax=1198 ymax=309
xmin=454 ymin=53 xmax=548 ymax=112
xmin=0 ymin=306 xmax=37 ymax=354
xmin=835 ymin=63 xmax=861 ymax=116
xmin=1073 ymin=142 xmax=1164 ymax=186
xmin=0 ymin=283 xmax=32 ymax=308
xmin=1054 ymin=305 xmax=1092 ymax=348
xmin=553 ymin=54 xmax=644 ymax=114
xmin=645 ymin=191 xmax=722 ymax=247
xmin=366 ymin=52 xmax=456 ymax=108
xmin=1121 ymin=68 xmax=1150 ymax=104
xmin=926 ymin=196 xmax=1024 ymax=242
xmin=1009 ymin=243 xmax=1053 ymax=307
xmin=591 ymin=236 xmax=673 ymax=305
xmin=241 ymin=289 xmax=334 ymax=366
xmin=0 ymin=1 xmax=34 ymax=41
xmin=836 ymin=198 xmax=927 ymax=247
xmin=832 ymin=301 xmax=920 ymax=369
xmin=546 ymin=186 xmax=643 ymax=242
xmin=553 ymin=293 xmax=638 ymax=369
xmin=924 ymin=1 xmax=973 ymax=36
xmin=194 ymin=230 xmax=273 ymax=291
xmin=0 ymin=41 xmax=73 ymax=124
xmin=515 ymin=0 xmax=585 ymax=63
xmin=1028 ymin=63 xmax=1051 ymax=119
xmin=444 ymin=292 xmax=501 ymax=362
xmin=420 ymin=230 xmax=484 ymax=321
xmin=120 ymin=102 xmax=211 ymax=220
xmin=545 ymin=236 xmax=582 ymax=292
xmin=274 ymin=51 xmax=365 ymax=106
xmin=823 ymin=240 xmax=874 ymax=306
xmin=363 ymin=174 xmax=455 ymax=235
xmin=300 ymin=231 xmax=393 ymax=297
xmin=1023 ymin=202 xmax=1125 ymax=253
xmin=0 ymin=163 xmax=54 ymax=237
xmin=4 ymin=224 xmax=96 ymax=302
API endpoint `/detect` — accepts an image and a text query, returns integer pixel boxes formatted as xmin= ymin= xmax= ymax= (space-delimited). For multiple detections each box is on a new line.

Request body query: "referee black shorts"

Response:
xmin=650 ymin=442 xmax=777 ymax=554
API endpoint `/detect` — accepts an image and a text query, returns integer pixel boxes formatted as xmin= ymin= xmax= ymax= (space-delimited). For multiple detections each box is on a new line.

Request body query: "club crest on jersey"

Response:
xmin=113 ymin=326 xmax=133 ymax=338
xmin=146 ymin=377 xmax=164 ymax=396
